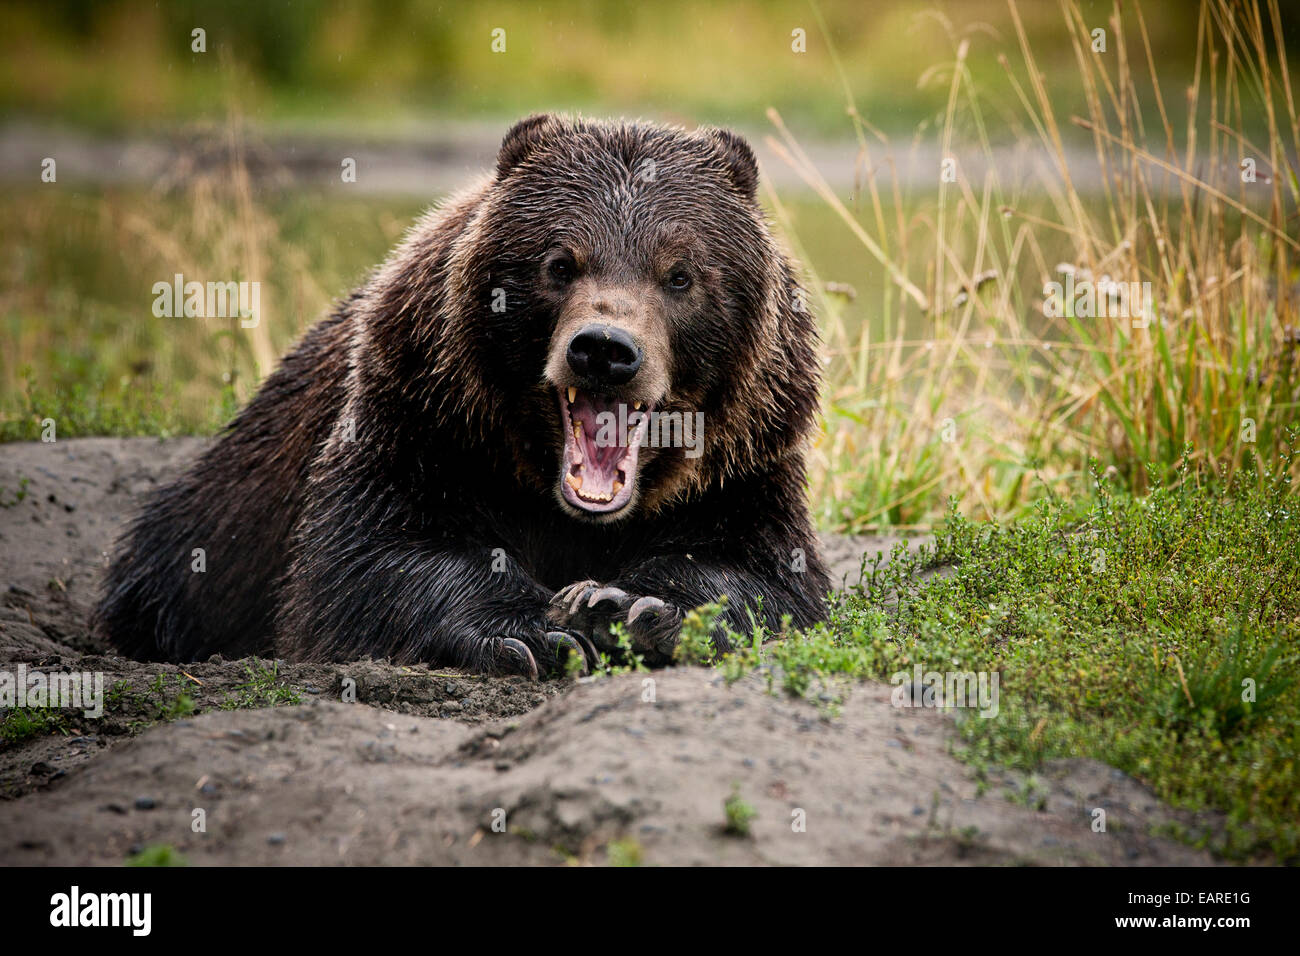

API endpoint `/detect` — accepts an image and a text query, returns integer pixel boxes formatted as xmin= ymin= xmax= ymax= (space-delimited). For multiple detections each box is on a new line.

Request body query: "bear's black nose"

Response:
xmin=566 ymin=324 xmax=643 ymax=385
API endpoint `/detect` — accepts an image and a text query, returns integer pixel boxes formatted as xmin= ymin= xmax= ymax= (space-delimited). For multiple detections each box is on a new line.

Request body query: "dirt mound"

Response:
xmin=0 ymin=439 xmax=1216 ymax=865
xmin=0 ymin=668 xmax=1213 ymax=865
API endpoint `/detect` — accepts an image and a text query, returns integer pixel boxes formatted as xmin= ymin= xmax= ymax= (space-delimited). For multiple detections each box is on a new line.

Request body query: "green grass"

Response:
xmin=0 ymin=368 xmax=236 ymax=443
xmin=218 ymin=660 xmax=302 ymax=711
xmin=152 ymin=676 xmax=197 ymax=722
xmin=0 ymin=707 xmax=70 ymax=745
xmin=714 ymin=450 xmax=1300 ymax=861
xmin=126 ymin=844 xmax=188 ymax=867
xmin=0 ymin=186 xmax=422 ymax=442
xmin=103 ymin=675 xmax=200 ymax=735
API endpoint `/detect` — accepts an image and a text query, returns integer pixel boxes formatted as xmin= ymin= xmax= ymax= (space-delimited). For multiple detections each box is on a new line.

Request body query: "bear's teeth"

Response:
xmin=573 ymin=483 xmax=612 ymax=502
xmin=612 ymin=480 xmax=623 ymax=495
xmin=566 ymin=474 xmax=583 ymax=492
xmin=633 ymin=401 xmax=644 ymax=410
xmin=567 ymin=386 xmax=577 ymax=404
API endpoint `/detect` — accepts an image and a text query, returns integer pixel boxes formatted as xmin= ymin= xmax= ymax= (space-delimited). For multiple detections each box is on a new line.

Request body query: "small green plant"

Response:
xmin=161 ymin=692 xmax=195 ymax=720
xmin=673 ymin=597 xmax=728 ymax=666
xmin=606 ymin=839 xmax=645 ymax=866
xmin=105 ymin=680 xmax=132 ymax=707
xmin=0 ymin=707 xmax=69 ymax=744
xmin=1012 ymin=775 xmax=1050 ymax=812
xmin=723 ymin=785 xmax=757 ymax=837
xmin=562 ymin=641 xmax=588 ymax=679
xmin=110 ymin=674 xmax=201 ymax=732
xmin=0 ymin=477 xmax=29 ymax=508
xmin=126 ymin=844 xmax=188 ymax=867
xmin=584 ymin=622 xmax=647 ymax=676
xmin=219 ymin=659 xmax=301 ymax=710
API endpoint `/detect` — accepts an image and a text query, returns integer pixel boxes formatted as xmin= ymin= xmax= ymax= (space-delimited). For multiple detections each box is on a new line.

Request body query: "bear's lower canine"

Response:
xmin=95 ymin=115 xmax=830 ymax=676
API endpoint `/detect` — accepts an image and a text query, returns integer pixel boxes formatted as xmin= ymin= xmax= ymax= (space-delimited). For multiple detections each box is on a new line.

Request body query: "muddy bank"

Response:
xmin=0 ymin=438 xmax=1215 ymax=865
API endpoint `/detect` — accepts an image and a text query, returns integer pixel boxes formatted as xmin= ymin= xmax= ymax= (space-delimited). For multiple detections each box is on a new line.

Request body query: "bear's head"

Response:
xmin=365 ymin=115 xmax=820 ymax=522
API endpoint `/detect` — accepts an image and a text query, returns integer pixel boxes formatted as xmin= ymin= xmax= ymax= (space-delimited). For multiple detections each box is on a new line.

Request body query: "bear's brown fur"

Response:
xmin=94 ymin=115 xmax=829 ymax=676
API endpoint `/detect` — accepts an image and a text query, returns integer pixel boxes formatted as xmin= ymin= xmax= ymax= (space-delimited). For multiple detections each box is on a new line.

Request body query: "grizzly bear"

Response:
xmin=94 ymin=114 xmax=829 ymax=677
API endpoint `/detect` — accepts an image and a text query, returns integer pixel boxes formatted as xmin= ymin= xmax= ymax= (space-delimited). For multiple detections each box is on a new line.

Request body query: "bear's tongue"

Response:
xmin=561 ymin=388 xmax=648 ymax=510
xmin=566 ymin=390 xmax=627 ymax=502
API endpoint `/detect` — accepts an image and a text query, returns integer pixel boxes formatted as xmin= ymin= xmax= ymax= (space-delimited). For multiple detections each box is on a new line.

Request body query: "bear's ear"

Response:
xmin=702 ymin=127 xmax=760 ymax=202
xmin=497 ymin=113 xmax=561 ymax=178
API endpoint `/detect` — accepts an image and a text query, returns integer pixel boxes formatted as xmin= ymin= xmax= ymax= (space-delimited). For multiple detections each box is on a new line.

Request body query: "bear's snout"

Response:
xmin=566 ymin=324 xmax=643 ymax=387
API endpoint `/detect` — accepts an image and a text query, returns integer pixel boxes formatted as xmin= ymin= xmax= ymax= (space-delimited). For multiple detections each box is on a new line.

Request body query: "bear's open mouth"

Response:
xmin=558 ymin=387 xmax=652 ymax=515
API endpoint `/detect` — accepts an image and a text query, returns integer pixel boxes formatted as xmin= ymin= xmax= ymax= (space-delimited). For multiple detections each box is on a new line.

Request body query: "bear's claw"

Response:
xmin=547 ymin=581 xmax=683 ymax=662
xmin=626 ymin=595 xmax=667 ymax=626
xmin=497 ymin=637 xmax=539 ymax=679
xmin=546 ymin=629 xmax=591 ymax=677
xmin=587 ymin=586 xmax=630 ymax=615
xmin=552 ymin=580 xmax=599 ymax=618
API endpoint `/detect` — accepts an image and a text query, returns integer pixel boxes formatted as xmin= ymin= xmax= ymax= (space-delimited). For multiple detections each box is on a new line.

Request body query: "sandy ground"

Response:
xmin=0 ymin=438 xmax=1216 ymax=865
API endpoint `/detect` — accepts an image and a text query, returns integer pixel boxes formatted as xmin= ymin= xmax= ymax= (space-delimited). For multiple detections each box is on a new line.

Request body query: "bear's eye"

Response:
xmin=548 ymin=257 xmax=577 ymax=284
xmin=667 ymin=268 xmax=692 ymax=291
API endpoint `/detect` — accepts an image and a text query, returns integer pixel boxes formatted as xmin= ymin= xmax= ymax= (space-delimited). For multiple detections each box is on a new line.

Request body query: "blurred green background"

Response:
xmin=0 ymin=0 xmax=1259 ymax=137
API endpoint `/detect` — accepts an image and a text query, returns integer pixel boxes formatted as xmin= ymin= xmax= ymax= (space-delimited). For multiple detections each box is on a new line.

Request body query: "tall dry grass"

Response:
xmin=121 ymin=95 xmax=329 ymax=389
xmin=773 ymin=0 xmax=1300 ymax=532
xmin=1 ymin=93 xmax=345 ymax=436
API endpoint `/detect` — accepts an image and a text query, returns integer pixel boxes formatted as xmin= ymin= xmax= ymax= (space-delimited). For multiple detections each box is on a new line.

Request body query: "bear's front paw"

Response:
xmin=547 ymin=581 xmax=683 ymax=662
